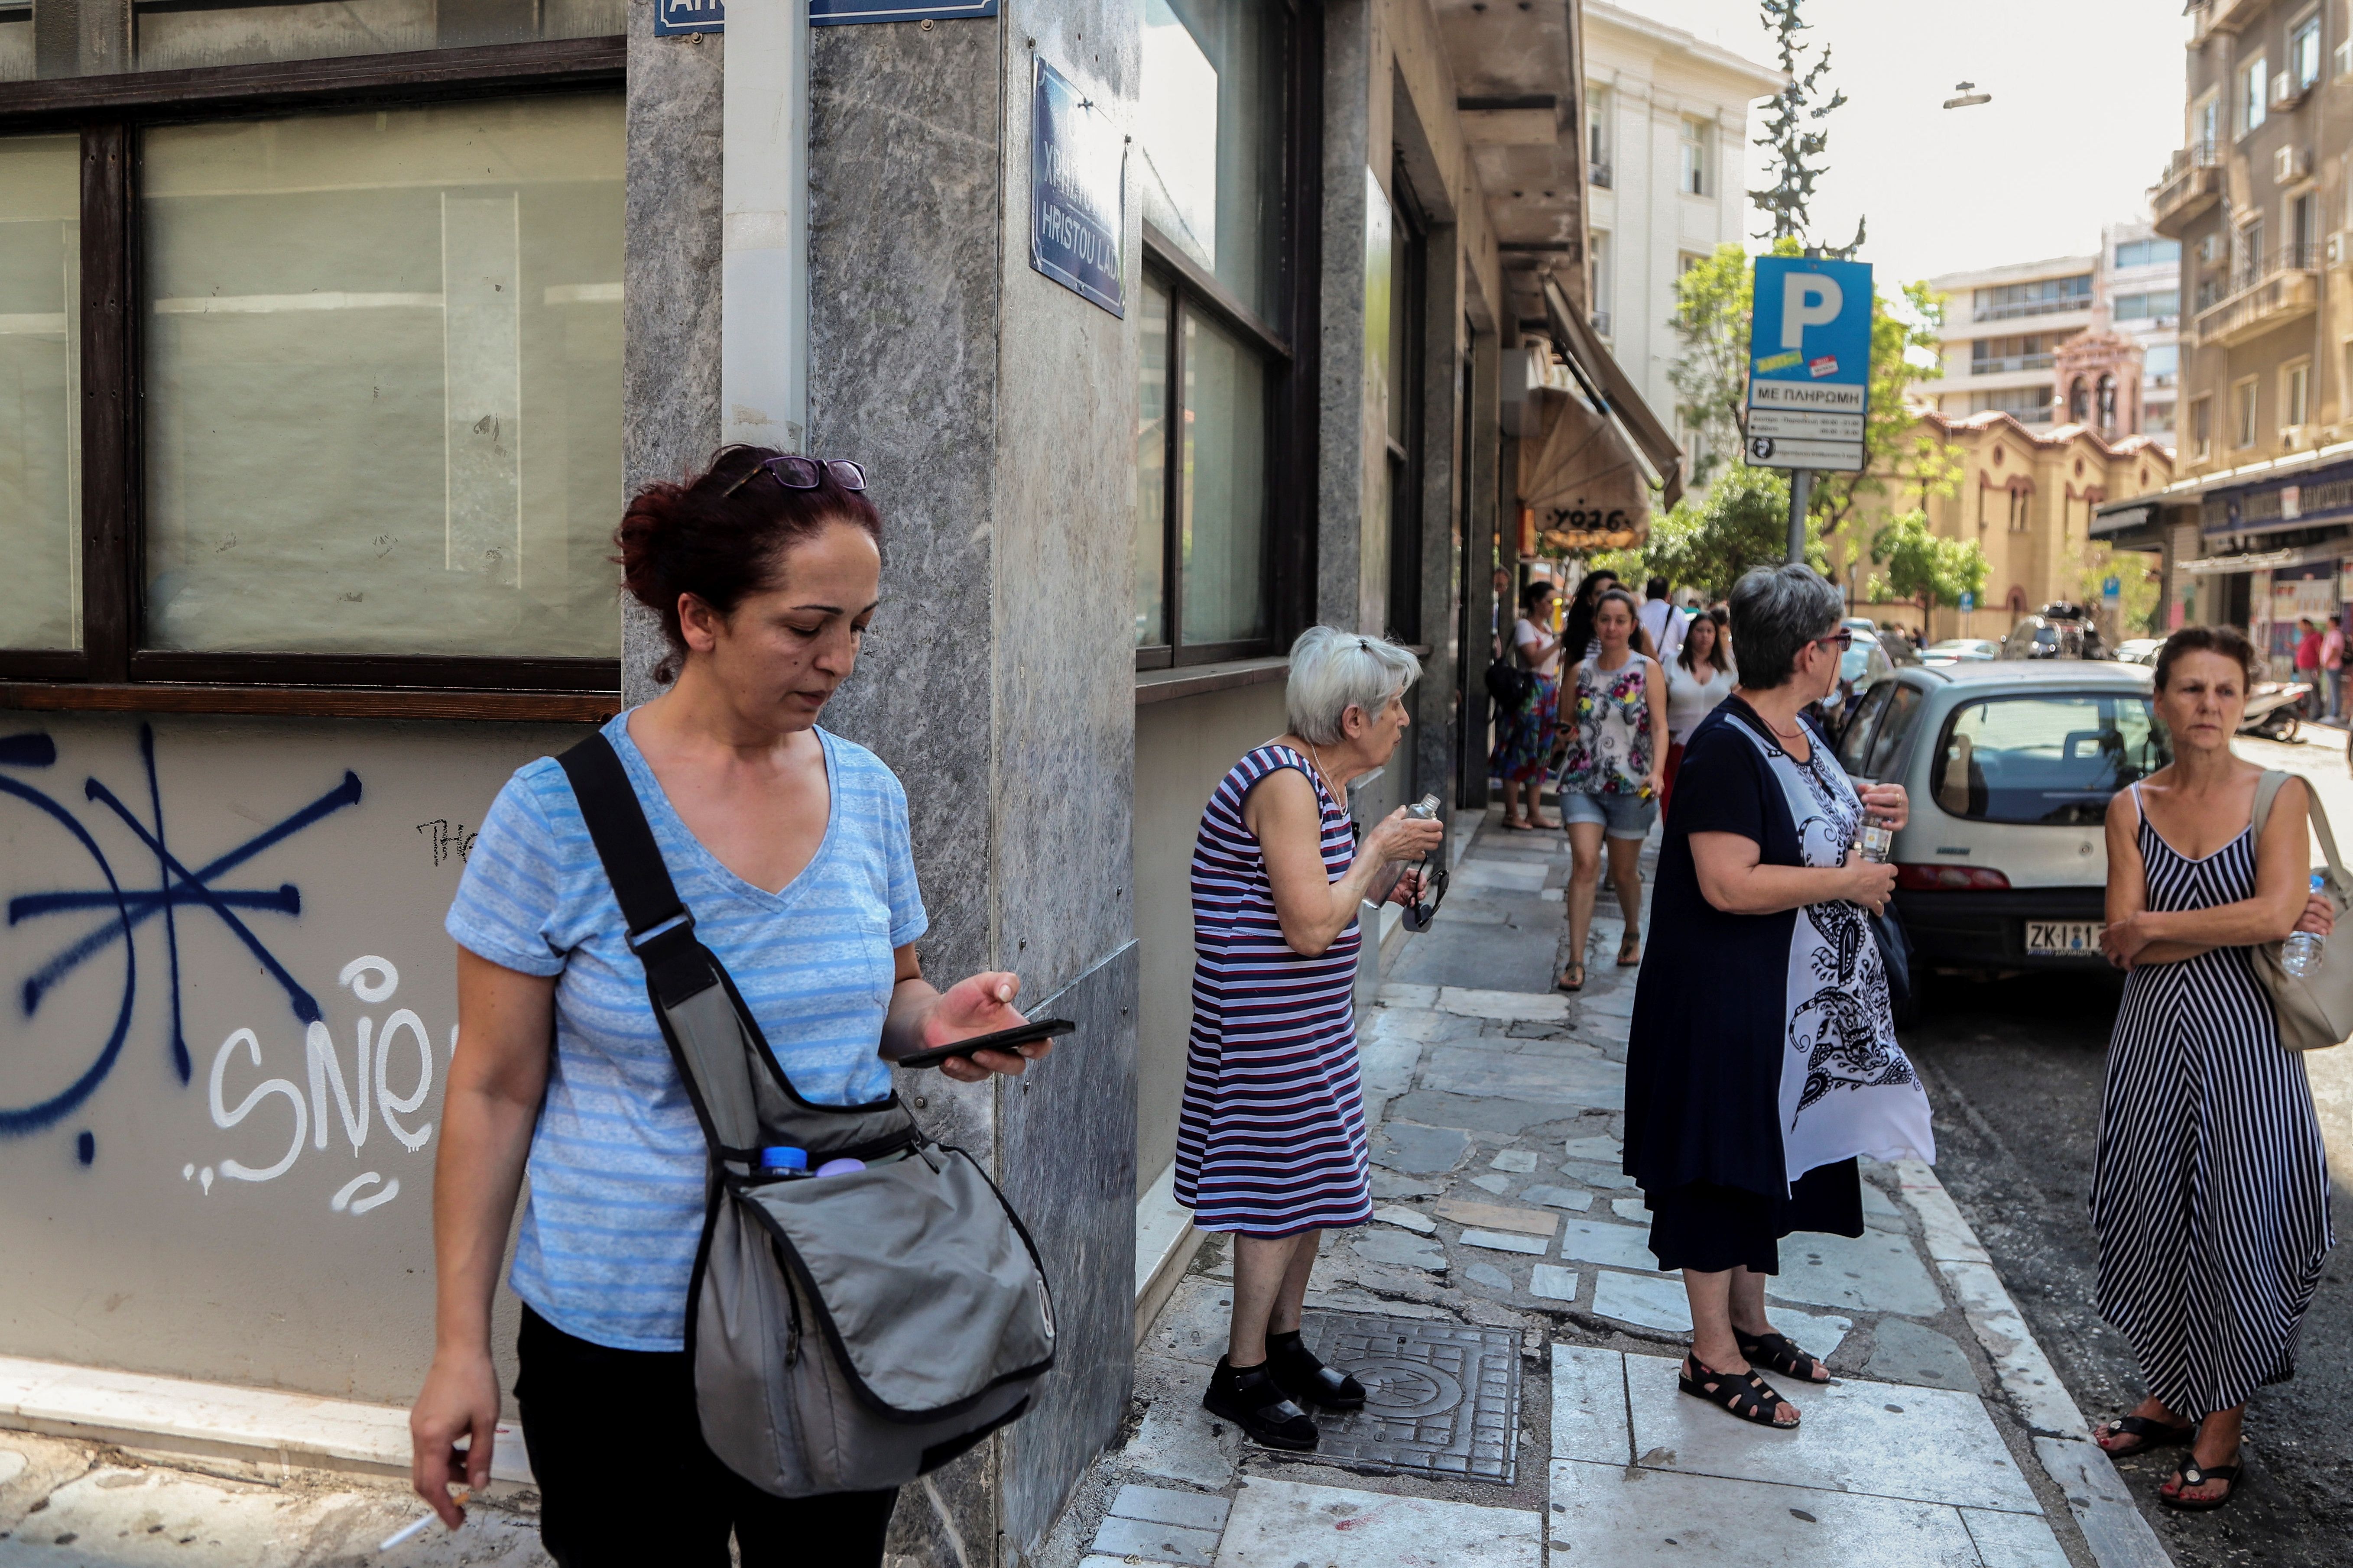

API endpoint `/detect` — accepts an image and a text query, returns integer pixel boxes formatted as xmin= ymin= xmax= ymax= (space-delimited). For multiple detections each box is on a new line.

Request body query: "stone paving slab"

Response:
xmin=1419 ymin=1046 xmax=1625 ymax=1107
xmin=1548 ymin=1459 xmax=2065 ymax=1568
xmin=1213 ymin=1478 xmax=1542 ymax=1568
xmin=1624 ymin=1356 xmax=2040 ymax=1514
xmin=1433 ymin=988 xmax=1570 ymax=1023
xmin=1556 ymin=1216 xmax=1664 ymax=1272
xmin=1432 ymin=1199 xmax=1557 ymax=1237
xmin=1766 ymin=1228 xmax=1948 ymax=1319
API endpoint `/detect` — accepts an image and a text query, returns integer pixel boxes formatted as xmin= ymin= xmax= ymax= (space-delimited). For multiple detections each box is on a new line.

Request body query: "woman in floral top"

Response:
xmin=1557 ymin=588 xmax=1668 ymax=992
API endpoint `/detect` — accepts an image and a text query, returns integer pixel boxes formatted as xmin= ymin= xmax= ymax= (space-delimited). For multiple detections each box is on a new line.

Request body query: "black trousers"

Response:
xmin=516 ymin=1305 xmax=898 ymax=1568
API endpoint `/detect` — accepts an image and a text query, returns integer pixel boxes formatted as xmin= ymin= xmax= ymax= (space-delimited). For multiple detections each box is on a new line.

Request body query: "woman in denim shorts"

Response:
xmin=1557 ymin=589 xmax=1667 ymax=991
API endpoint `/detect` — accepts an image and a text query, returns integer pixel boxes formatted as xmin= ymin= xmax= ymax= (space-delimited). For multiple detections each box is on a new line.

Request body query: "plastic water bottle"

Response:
xmin=2284 ymin=872 xmax=2327 ymax=978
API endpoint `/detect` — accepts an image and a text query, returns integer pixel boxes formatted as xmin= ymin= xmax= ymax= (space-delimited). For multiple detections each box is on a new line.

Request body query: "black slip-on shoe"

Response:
xmin=1265 ymin=1329 xmax=1367 ymax=1411
xmin=1203 ymin=1356 xmax=1319 ymax=1450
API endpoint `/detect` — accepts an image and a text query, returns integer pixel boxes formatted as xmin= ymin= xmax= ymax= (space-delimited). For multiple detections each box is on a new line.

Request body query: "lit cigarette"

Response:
xmin=378 ymin=1490 xmax=468 ymax=1552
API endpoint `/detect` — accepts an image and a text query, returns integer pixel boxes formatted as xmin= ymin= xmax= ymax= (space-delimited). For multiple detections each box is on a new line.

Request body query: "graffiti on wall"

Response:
xmin=0 ymin=723 xmax=451 ymax=1215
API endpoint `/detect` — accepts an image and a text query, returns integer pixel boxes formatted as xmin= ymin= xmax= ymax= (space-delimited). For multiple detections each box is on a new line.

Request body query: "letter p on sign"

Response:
xmin=1780 ymin=272 xmax=1844 ymax=350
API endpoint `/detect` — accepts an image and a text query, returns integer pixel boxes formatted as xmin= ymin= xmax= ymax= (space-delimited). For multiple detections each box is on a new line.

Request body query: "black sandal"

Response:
xmin=1736 ymin=1329 xmax=1829 ymax=1384
xmin=1677 ymin=1354 xmax=1799 ymax=1429
xmin=1557 ymin=961 xmax=1585 ymax=993
xmin=1266 ymin=1329 xmax=1366 ymax=1410
xmin=2094 ymin=1414 xmax=2195 ymax=1458
xmin=1203 ymin=1356 xmax=1318 ymax=1451
xmin=2159 ymin=1455 xmax=2241 ymax=1512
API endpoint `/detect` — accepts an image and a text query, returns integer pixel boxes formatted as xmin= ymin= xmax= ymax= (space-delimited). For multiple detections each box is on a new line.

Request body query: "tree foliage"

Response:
xmin=1750 ymin=0 xmax=1863 ymax=256
xmin=1596 ymin=463 xmax=1827 ymax=601
xmin=1866 ymin=510 xmax=1987 ymax=614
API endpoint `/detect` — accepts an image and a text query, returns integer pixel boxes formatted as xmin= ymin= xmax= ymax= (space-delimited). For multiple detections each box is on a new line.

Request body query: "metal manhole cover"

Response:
xmin=1292 ymin=1310 xmax=1520 ymax=1484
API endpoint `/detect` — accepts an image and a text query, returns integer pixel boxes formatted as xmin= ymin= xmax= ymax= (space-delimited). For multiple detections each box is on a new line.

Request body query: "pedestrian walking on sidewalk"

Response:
xmin=409 ymin=449 xmax=1051 ymax=1567
xmin=1623 ymin=564 xmax=1936 ymax=1431
xmin=2090 ymin=625 xmax=2336 ymax=1513
xmin=1555 ymin=588 xmax=1666 ymax=991
xmin=1493 ymin=581 xmax=1564 ymax=831
xmin=2294 ymin=617 xmax=2322 ymax=690
xmin=2323 ymin=611 xmax=2345 ymax=722
xmin=1638 ymin=576 xmax=1687 ymax=667
xmin=1175 ymin=628 xmax=1445 ymax=1452
xmin=1660 ymin=609 xmax=1735 ymax=816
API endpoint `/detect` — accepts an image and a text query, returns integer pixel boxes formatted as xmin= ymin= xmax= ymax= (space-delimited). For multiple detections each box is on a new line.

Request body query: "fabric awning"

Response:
xmin=1519 ymin=386 xmax=1651 ymax=551
xmin=1542 ymin=273 xmax=1685 ymax=512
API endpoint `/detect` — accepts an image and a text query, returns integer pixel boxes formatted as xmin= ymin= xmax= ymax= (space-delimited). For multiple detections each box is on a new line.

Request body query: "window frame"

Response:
xmin=2233 ymin=375 xmax=2261 ymax=448
xmin=2191 ymin=393 xmax=2213 ymax=461
xmin=2293 ymin=10 xmax=2324 ymax=89
xmin=2244 ymin=53 xmax=2270 ymax=135
xmin=0 ymin=36 xmax=626 ymax=719
xmin=2284 ymin=357 xmax=2312 ymax=428
xmin=1132 ymin=0 xmax=1317 ymax=673
xmin=1678 ymin=117 xmax=1708 ymax=197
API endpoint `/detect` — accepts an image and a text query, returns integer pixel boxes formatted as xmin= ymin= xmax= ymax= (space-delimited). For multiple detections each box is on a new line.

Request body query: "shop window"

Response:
xmin=1134 ymin=0 xmax=1300 ymax=665
xmin=13 ymin=0 xmax=621 ymax=80
xmin=0 ymin=48 xmax=626 ymax=701
xmin=0 ymin=135 xmax=78 ymax=653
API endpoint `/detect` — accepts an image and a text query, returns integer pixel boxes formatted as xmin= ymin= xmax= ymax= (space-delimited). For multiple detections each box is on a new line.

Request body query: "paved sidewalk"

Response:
xmin=1040 ymin=810 xmax=2172 ymax=1568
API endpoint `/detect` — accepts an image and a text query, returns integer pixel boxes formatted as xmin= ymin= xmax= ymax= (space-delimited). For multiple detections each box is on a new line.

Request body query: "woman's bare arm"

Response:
xmin=410 ymin=948 xmax=556 ymax=1528
xmin=1246 ymin=770 xmax=1441 ymax=957
xmin=1690 ymin=830 xmax=1895 ymax=917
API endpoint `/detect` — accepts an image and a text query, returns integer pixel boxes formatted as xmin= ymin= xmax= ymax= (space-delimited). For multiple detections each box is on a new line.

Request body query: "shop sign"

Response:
xmin=1029 ymin=57 xmax=1124 ymax=317
xmin=653 ymin=0 xmax=723 ymax=34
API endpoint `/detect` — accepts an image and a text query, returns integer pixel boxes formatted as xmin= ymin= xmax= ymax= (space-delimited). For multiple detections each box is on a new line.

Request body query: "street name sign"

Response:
xmin=1744 ymin=255 xmax=1872 ymax=473
xmin=1029 ymin=57 xmax=1125 ymax=317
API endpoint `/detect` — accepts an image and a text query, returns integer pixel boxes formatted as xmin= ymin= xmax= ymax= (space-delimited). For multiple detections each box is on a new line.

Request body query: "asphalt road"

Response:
xmin=1904 ymin=726 xmax=2353 ymax=1566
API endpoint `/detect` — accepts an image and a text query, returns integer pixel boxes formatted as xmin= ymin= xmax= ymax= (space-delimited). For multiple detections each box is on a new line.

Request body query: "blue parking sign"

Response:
xmin=1744 ymin=255 xmax=1873 ymax=472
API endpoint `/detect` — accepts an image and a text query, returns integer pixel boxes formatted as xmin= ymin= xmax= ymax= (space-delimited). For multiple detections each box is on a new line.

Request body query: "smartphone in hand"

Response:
xmin=893 ymin=1018 xmax=1076 ymax=1072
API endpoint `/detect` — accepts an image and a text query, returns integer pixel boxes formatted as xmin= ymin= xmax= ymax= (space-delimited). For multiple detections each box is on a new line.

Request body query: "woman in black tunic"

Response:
xmin=1625 ymin=564 xmax=1936 ymax=1429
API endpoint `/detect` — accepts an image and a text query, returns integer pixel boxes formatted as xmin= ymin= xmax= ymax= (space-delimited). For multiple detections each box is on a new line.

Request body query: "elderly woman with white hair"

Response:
xmin=1175 ymin=627 xmax=1446 ymax=1451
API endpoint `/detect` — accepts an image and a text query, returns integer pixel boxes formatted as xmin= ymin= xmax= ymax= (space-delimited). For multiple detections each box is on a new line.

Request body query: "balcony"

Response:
xmin=1974 ymin=298 xmax=2090 ymax=324
xmin=1591 ymin=309 xmax=1612 ymax=338
xmin=1970 ymin=353 xmax=2055 ymax=375
xmin=2151 ymin=141 xmax=2223 ymax=237
xmin=2191 ymin=0 xmax=2257 ymax=41
xmin=2193 ymin=243 xmax=2320 ymax=347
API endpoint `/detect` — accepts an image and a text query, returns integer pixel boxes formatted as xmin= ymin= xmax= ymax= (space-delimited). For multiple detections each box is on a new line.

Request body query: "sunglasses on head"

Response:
xmin=720 ymin=455 xmax=868 ymax=499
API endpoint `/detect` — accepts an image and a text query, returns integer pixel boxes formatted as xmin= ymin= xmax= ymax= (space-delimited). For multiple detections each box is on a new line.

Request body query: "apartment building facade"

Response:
xmin=2110 ymin=0 xmax=2353 ymax=665
xmin=1579 ymin=0 xmax=1780 ymax=480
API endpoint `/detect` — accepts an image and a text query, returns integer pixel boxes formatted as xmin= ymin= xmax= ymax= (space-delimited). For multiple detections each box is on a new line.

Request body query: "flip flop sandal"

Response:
xmin=2094 ymin=1414 xmax=2195 ymax=1457
xmin=1736 ymin=1329 xmax=1829 ymax=1384
xmin=1556 ymin=961 xmax=1586 ymax=993
xmin=1677 ymin=1354 xmax=1798 ymax=1429
xmin=1616 ymin=931 xmax=1643 ymax=967
xmin=1501 ymin=818 xmax=1536 ymax=832
xmin=2159 ymin=1456 xmax=2241 ymax=1512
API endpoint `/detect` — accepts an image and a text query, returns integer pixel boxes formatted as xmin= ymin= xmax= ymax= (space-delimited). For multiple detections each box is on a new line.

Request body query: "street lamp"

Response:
xmin=1943 ymin=81 xmax=1992 ymax=109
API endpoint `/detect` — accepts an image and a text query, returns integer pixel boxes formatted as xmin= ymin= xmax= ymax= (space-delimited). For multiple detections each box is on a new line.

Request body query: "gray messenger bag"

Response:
xmin=557 ymin=735 xmax=1056 ymax=1496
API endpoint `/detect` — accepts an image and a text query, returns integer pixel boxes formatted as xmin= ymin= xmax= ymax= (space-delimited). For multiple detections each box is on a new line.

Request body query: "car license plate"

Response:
xmin=2025 ymin=920 xmax=2104 ymax=956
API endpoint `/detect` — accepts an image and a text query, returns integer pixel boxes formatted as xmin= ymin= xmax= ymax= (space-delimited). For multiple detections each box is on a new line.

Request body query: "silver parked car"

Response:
xmin=1832 ymin=661 xmax=2166 ymax=998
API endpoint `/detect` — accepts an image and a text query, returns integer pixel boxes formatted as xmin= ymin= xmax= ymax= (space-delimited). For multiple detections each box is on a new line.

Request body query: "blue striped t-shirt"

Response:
xmin=444 ymin=711 xmax=928 ymax=1351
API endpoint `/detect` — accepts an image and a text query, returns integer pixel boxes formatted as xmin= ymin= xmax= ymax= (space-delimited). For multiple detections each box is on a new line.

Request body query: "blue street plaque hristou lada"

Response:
xmin=811 ymin=0 xmax=997 ymax=23
xmin=1030 ymin=56 xmax=1125 ymax=318
xmin=1744 ymin=254 xmax=1873 ymax=473
xmin=653 ymin=0 xmax=723 ymax=36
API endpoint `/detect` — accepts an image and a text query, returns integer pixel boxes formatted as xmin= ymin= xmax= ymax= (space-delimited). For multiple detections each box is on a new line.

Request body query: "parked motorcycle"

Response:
xmin=2239 ymin=679 xmax=2314 ymax=742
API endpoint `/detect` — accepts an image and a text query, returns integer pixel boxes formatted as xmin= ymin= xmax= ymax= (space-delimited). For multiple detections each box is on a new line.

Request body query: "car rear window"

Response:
xmin=1931 ymin=693 xmax=2168 ymax=825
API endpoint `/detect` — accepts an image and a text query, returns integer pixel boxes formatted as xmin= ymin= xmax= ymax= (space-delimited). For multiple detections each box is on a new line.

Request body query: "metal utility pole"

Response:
xmin=1786 ymin=467 xmax=1811 ymax=564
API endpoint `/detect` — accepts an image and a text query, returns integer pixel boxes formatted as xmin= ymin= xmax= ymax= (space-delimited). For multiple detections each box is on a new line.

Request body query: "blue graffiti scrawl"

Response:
xmin=0 ymin=726 xmax=360 ymax=1153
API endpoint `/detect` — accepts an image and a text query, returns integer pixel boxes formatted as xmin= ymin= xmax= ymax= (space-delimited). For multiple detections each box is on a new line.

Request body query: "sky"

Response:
xmin=1623 ymin=0 xmax=2194 ymax=284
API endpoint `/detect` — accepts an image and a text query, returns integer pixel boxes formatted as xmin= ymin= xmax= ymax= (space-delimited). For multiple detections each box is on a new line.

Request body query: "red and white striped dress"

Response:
xmin=1173 ymin=745 xmax=1373 ymax=1237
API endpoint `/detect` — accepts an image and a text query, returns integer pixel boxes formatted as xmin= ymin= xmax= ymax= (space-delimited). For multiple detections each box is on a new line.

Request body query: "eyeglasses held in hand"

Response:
xmin=1403 ymin=863 xmax=1450 ymax=933
xmin=721 ymin=456 xmax=869 ymax=499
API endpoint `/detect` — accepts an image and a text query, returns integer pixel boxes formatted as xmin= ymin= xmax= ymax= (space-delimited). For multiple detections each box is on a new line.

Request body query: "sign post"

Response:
xmin=1744 ymin=255 xmax=1873 ymax=562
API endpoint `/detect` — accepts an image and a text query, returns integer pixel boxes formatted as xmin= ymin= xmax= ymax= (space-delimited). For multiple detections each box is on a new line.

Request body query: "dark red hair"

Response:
xmin=616 ymin=445 xmax=883 ymax=677
xmin=2152 ymin=624 xmax=2258 ymax=690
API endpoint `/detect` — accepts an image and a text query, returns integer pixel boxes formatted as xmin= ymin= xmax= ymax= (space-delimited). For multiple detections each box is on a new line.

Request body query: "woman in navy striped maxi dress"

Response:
xmin=1175 ymin=628 xmax=1444 ymax=1452
xmin=2093 ymin=626 xmax=2335 ymax=1513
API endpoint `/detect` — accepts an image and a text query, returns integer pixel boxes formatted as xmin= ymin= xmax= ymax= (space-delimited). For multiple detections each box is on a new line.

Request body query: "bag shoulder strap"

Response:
xmin=2249 ymin=768 xmax=2351 ymax=888
xmin=2252 ymin=769 xmax=2289 ymax=839
xmin=556 ymin=733 xmax=714 ymax=1008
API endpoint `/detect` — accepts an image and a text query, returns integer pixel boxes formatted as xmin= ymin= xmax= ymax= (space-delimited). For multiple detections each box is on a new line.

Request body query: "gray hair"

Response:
xmin=1286 ymin=626 xmax=1423 ymax=744
xmin=1727 ymin=564 xmax=1843 ymax=689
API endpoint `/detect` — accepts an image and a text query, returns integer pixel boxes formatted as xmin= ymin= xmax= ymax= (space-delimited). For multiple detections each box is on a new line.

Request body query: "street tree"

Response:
xmin=1597 ymin=463 xmax=1826 ymax=601
xmin=1866 ymin=509 xmax=1989 ymax=622
xmin=1750 ymin=0 xmax=1864 ymax=256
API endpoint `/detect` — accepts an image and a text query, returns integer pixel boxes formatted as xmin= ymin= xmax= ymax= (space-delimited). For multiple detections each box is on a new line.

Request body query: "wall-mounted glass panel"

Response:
xmin=1180 ymin=309 xmax=1266 ymax=645
xmin=1134 ymin=277 xmax=1170 ymax=647
xmin=12 ymin=0 xmax=627 ymax=78
xmin=140 ymin=95 xmax=623 ymax=658
xmin=1138 ymin=0 xmax=1284 ymax=319
xmin=0 ymin=135 xmax=80 ymax=651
